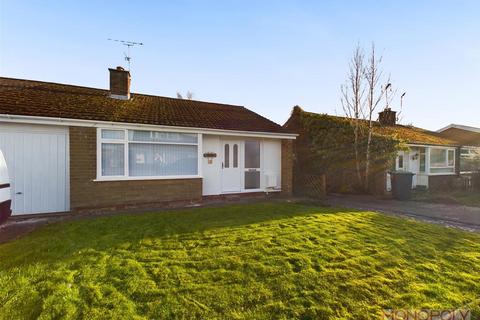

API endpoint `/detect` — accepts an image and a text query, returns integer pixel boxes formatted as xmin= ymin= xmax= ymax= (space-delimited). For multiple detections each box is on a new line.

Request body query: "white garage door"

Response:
xmin=0 ymin=123 xmax=69 ymax=215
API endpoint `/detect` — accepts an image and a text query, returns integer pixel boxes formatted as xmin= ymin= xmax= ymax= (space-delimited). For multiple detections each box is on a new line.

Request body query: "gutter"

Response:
xmin=0 ymin=114 xmax=298 ymax=140
xmin=407 ymin=143 xmax=461 ymax=148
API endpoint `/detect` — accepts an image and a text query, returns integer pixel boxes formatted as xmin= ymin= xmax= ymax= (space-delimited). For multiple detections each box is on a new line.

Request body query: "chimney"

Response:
xmin=109 ymin=66 xmax=131 ymax=100
xmin=378 ymin=108 xmax=397 ymax=126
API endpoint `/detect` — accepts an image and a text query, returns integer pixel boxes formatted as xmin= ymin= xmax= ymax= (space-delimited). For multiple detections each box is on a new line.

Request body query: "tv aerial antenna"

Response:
xmin=107 ymin=38 xmax=143 ymax=71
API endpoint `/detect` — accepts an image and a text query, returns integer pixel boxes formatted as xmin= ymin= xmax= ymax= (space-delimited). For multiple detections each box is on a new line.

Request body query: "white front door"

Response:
xmin=221 ymin=140 xmax=242 ymax=193
xmin=409 ymin=151 xmax=420 ymax=188
xmin=0 ymin=124 xmax=69 ymax=215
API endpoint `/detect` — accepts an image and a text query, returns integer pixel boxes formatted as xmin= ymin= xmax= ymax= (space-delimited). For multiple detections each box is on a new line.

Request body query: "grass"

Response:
xmin=413 ymin=190 xmax=480 ymax=207
xmin=0 ymin=202 xmax=479 ymax=320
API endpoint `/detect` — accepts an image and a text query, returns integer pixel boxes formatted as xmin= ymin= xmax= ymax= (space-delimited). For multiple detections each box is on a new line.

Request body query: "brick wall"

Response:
xmin=281 ymin=139 xmax=294 ymax=196
xmin=428 ymin=175 xmax=460 ymax=191
xmin=69 ymin=127 xmax=202 ymax=212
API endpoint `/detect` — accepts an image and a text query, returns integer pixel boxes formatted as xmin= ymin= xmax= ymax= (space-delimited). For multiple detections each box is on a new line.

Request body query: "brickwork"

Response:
xmin=69 ymin=127 xmax=202 ymax=211
xmin=428 ymin=175 xmax=460 ymax=191
xmin=281 ymin=139 xmax=294 ymax=196
xmin=109 ymin=67 xmax=130 ymax=97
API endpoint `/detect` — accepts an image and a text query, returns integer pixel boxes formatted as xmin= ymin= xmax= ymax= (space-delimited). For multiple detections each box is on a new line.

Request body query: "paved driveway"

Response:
xmin=327 ymin=194 xmax=480 ymax=232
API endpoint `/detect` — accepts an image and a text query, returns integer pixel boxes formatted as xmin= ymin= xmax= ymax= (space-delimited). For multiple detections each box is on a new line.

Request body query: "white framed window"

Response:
xmin=97 ymin=128 xmax=200 ymax=180
xmin=429 ymin=147 xmax=455 ymax=174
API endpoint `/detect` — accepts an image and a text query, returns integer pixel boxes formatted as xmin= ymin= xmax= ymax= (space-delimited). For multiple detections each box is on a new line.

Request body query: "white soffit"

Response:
xmin=0 ymin=114 xmax=297 ymax=140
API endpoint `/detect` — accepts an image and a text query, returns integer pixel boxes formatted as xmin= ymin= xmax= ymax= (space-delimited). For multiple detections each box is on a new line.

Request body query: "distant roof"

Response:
xmin=0 ymin=77 xmax=291 ymax=135
xmin=437 ymin=124 xmax=480 ymax=134
xmin=437 ymin=124 xmax=480 ymax=147
xmin=285 ymin=107 xmax=459 ymax=146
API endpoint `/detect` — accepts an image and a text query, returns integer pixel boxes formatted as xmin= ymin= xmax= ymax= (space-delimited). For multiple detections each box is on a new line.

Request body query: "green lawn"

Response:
xmin=0 ymin=202 xmax=479 ymax=320
xmin=413 ymin=190 xmax=480 ymax=207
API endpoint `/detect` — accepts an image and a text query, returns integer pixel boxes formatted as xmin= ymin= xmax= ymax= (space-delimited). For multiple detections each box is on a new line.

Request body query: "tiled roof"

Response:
xmin=285 ymin=107 xmax=459 ymax=146
xmin=374 ymin=124 xmax=459 ymax=146
xmin=438 ymin=127 xmax=480 ymax=146
xmin=0 ymin=77 xmax=290 ymax=134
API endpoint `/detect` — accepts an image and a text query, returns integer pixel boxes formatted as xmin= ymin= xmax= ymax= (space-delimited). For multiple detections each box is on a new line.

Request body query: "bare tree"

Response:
xmin=342 ymin=43 xmax=400 ymax=191
xmin=364 ymin=44 xmax=386 ymax=190
xmin=341 ymin=45 xmax=366 ymax=186
xmin=176 ymin=90 xmax=194 ymax=100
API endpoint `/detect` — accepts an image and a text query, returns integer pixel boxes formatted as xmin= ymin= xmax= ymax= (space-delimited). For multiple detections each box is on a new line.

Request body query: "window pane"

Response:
xmin=102 ymin=129 xmax=124 ymax=140
xmin=245 ymin=140 xmax=260 ymax=168
xmin=398 ymin=155 xmax=404 ymax=169
xmin=128 ymin=143 xmax=197 ymax=176
xmin=224 ymin=144 xmax=230 ymax=168
xmin=460 ymin=158 xmax=480 ymax=173
xmin=233 ymin=144 xmax=238 ymax=168
xmin=430 ymin=149 xmax=447 ymax=167
xmin=448 ymin=150 xmax=455 ymax=166
xmin=460 ymin=147 xmax=480 ymax=172
xmin=419 ymin=148 xmax=426 ymax=173
xmin=245 ymin=171 xmax=260 ymax=189
xmin=129 ymin=130 xmax=197 ymax=144
xmin=102 ymin=143 xmax=124 ymax=176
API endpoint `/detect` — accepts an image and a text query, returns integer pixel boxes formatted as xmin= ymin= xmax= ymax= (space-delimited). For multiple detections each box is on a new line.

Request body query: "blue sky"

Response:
xmin=1 ymin=1 xmax=479 ymax=130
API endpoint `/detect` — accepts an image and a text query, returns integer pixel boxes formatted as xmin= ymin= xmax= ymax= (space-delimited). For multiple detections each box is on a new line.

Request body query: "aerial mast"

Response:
xmin=107 ymin=38 xmax=143 ymax=71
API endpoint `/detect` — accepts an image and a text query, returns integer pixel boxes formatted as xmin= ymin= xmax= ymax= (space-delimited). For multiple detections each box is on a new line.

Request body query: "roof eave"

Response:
xmin=0 ymin=114 xmax=297 ymax=139
xmin=406 ymin=142 xmax=461 ymax=148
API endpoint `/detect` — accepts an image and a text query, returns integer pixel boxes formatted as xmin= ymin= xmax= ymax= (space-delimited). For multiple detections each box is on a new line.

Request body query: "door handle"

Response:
xmin=16 ymin=192 xmax=23 ymax=195
xmin=222 ymin=162 xmax=224 ymax=169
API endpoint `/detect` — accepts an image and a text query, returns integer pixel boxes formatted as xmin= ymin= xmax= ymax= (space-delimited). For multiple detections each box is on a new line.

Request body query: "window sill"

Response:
xmin=221 ymin=188 xmax=282 ymax=194
xmin=94 ymin=175 xmax=202 ymax=182
xmin=427 ymin=172 xmax=456 ymax=176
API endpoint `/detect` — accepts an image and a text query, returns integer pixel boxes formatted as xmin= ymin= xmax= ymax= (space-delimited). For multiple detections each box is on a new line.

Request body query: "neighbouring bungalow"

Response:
xmin=0 ymin=67 xmax=296 ymax=216
xmin=284 ymin=106 xmax=461 ymax=195
xmin=437 ymin=124 xmax=480 ymax=174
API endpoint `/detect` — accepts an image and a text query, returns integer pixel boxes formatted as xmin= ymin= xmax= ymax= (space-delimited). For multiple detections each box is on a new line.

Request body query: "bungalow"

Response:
xmin=374 ymin=109 xmax=461 ymax=191
xmin=284 ymin=106 xmax=460 ymax=195
xmin=0 ymin=67 xmax=295 ymax=216
xmin=437 ymin=124 xmax=480 ymax=174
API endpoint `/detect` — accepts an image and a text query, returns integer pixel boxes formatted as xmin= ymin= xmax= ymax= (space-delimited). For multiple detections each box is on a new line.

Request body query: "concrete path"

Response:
xmin=327 ymin=194 xmax=480 ymax=232
xmin=0 ymin=217 xmax=51 ymax=244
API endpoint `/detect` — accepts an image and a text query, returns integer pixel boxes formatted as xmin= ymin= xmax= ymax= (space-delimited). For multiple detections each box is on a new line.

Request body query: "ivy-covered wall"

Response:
xmin=284 ymin=106 xmax=402 ymax=194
